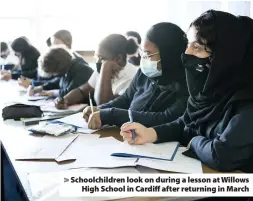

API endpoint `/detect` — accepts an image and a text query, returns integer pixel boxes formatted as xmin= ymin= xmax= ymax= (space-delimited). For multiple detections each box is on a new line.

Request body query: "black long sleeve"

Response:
xmin=42 ymin=77 xmax=61 ymax=90
xmin=99 ymin=96 xmax=187 ymax=127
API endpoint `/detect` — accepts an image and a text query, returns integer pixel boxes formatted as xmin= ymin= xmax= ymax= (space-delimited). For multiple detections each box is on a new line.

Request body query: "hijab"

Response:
xmin=184 ymin=10 xmax=253 ymax=130
xmin=146 ymin=22 xmax=187 ymax=87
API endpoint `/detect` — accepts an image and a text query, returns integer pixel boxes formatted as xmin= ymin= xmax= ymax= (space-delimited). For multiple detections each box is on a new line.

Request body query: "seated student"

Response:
xmin=51 ymin=29 xmax=88 ymax=65
xmin=1 ymin=37 xmax=40 ymax=80
xmin=19 ymin=30 xmax=89 ymax=88
xmin=120 ymin=10 xmax=253 ymax=173
xmin=55 ymin=34 xmax=138 ymax=109
xmin=0 ymin=42 xmax=19 ymax=70
xmin=83 ymin=22 xmax=189 ymax=129
xmin=28 ymin=45 xmax=93 ymax=98
xmin=125 ymin=31 xmax=141 ymax=66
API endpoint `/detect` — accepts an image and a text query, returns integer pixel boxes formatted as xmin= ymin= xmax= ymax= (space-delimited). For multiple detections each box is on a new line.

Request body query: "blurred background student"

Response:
xmin=1 ymin=37 xmax=40 ymax=81
xmin=55 ymin=33 xmax=138 ymax=109
xmin=50 ymin=29 xmax=88 ymax=65
xmin=0 ymin=42 xmax=19 ymax=71
xmin=125 ymin=31 xmax=141 ymax=66
xmin=28 ymin=45 xmax=93 ymax=98
xmin=18 ymin=29 xmax=90 ymax=88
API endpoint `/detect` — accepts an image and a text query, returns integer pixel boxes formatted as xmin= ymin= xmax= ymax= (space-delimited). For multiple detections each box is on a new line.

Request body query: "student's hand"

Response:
xmin=1 ymin=71 xmax=12 ymax=81
xmin=83 ymin=106 xmax=99 ymax=122
xmin=87 ymin=111 xmax=102 ymax=129
xmin=28 ymin=86 xmax=42 ymax=96
xmin=54 ymin=97 xmax=68 ymax=109
xmin=101 ymin=60 xmax=122 ymax=79
xmin=120 ymin=122 xmax=158 ymax=145
xmin=39 ymin=90 xmax=54 ymax=97
xmin=18 ymin=76 xmax=32 ymax=88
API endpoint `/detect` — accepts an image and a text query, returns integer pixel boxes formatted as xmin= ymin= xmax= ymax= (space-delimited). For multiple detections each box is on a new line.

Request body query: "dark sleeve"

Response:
xmin=42 ymin=77 xmax=61 ymax=90
xmin=32 ymin=79 xmax=47 ymax=87
xmin=59 ymin=65 xmax=93 ymax=97
xmin=98 ymin=71 xmax=139 ymax=110
xmin=152 ymin=117 xmax=186 ymax=143
xmin=11 ymin=70 xmax=22 ymax=80
xmin=99 ymin=95 xmax=188 ymax=127
xmin=189 ymin=106 xmax=253 ymax=172
xmin=98 ymin=71 xmax=139 ymax=125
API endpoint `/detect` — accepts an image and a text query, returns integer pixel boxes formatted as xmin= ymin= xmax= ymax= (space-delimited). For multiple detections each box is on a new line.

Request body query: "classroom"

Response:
xmin=1 ymin=0 xmax=253 ymax=201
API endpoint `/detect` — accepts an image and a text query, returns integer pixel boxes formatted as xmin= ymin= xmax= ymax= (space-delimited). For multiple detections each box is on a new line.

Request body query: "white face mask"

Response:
xmin=140 ymin=52 xmax=162 ymax=78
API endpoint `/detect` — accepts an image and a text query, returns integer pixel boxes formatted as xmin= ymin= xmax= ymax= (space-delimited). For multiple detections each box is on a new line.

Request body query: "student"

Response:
xmin=19 ymin=30 xmax=89 ymax=88
xmin=1 ymin=37 xmax=40 ymax=80
xmin=0 ymin=42 xmax=19 ymax=69
xmin=84 ymin=22 xmax=189 ymax=129
xmin=120 ymin=10 xmax=253 ymax=173
xmin=28 ymin=45 xmax=93 ymax=98
xmin=55 ymin=34 xmax=138 ymax=109
xmin=51 ymin=29 xmax=88 ymax=65
xmin=125 ymin=31 xmax=141 ymax=66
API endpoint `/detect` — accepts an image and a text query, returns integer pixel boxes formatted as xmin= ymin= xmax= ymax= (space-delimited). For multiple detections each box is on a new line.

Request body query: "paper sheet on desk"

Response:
xmin=15 ymin=134 xmax=78 ymax=160
xmin=56 ymin=134 xmax=101 ymax=162
xmin=28 ymin=168 xmax=138 ymax=201
xmin=59 ymin=137 xmax=137 ymax=169
xmin=137 ymin=147 xmax=203 ymax=173
xmin=41 ymin=103 xmax=87 ymax=114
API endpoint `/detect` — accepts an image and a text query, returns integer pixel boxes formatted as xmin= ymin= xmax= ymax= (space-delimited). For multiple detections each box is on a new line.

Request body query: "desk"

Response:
xmin=0 ymin=81 xmax=241 ymax=201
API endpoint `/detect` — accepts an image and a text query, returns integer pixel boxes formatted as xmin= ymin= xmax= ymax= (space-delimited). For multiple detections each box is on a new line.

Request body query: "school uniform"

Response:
xmin=41 ymin=58 xmax=93 ymax=97
xmin=11 ymin=46 xmax=40 ymax=80
xmin=152 ymin=11 xmax=253 ymax=172
xmin=98 ymin=23 xmax=189 ymax=127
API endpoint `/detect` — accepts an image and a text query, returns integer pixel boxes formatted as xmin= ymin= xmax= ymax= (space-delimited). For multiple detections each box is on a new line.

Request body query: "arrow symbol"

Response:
xmin=64 ymin=178 xmax=69 ymax=183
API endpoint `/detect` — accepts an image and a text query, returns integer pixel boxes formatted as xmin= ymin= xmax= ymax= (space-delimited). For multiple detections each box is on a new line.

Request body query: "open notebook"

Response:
xmin=111 ymin=141 xmax=180 ymax=161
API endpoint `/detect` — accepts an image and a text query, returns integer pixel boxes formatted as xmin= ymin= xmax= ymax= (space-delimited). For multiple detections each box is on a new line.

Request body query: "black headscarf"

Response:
xmin=184 ymin=10 xmax=253 ymax=130
xmin=146 ymin=22 xmax=187 ymax=86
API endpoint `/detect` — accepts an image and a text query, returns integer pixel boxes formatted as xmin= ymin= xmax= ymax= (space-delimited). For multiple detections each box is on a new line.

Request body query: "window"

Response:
xmin=0 ymin=0 xmax=251 ymax=51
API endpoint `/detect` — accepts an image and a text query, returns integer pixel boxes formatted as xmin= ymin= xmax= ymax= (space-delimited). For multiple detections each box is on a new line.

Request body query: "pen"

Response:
xmin=128 ymin=109 xmax=136 ymax=141
xmin=89 ymin=92 xmax=94 ymax=114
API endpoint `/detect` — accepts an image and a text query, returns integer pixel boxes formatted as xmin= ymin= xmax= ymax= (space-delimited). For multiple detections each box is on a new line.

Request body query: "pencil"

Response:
xmin=89 ymin=92 xmax=94 ymax=114
xmin=128 ymin=109 xmax=136 ymax=141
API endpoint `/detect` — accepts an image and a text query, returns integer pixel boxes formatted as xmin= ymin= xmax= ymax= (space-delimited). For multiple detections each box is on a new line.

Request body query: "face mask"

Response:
xmin=96 ymin=62 xmax=102 ymax=73
xmin=181 ymin=53 xmax=210 ymax=97
xmin=140 ymin=57 xmax=162 ymax=78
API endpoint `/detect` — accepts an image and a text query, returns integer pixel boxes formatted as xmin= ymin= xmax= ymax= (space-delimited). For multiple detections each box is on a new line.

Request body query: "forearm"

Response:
xmin=64 ymin=88 xmax=86 ymax=105
xmin=94 ymin=70 xmax=114 ymax=105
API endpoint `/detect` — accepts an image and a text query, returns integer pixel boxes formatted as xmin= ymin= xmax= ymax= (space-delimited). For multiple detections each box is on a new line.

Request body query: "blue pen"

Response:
xmin=128 ymin=109 xmax=136 ymax=141
xmin=31 ymin=79 xmax=35 ymax=89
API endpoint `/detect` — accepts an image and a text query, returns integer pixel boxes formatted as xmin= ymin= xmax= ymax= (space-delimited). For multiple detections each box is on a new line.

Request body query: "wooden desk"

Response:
xmin=0 ymin=81 xmax=241 ymax=201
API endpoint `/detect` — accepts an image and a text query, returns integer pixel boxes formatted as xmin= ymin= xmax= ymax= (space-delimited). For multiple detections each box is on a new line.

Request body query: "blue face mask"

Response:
xmin=140 ymin=57 xmax=162 ymax=78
